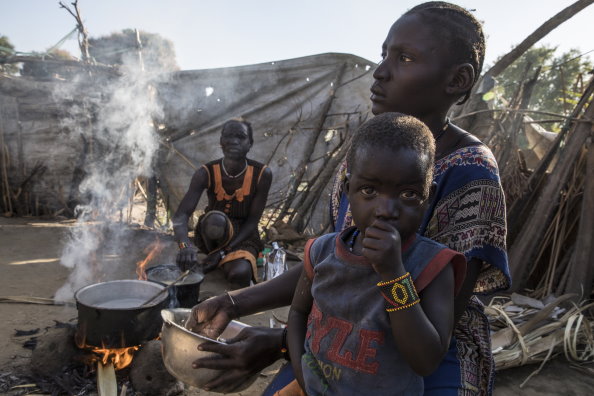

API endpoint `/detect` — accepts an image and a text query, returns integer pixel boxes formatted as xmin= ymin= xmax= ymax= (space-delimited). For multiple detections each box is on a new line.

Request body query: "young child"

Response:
xmin=287 ymin=113 xmax=466 ymax=395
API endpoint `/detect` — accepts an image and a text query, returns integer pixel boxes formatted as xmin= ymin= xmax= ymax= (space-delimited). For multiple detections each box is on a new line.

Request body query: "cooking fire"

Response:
xmin=80 ymin=343 xmax=139 ymax=371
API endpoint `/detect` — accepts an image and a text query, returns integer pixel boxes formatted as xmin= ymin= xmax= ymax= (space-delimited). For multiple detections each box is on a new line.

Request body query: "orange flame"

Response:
xmin=91 ymin=345 xmax=139 ymax=370
xmin=136 ymin=237 xmax=164 ymax=280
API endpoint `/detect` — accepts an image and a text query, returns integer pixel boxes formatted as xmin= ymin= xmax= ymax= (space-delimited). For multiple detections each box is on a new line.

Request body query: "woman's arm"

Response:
xmin=186 ymin=264 xmax=303 ymax=392
xmin=192 ymin=326 xmax=285 ymax=393
xmin=172 ymin=167 xmax=208 ymax=269
xmin=287 ymin=268 xmax=314 ymax=390
xmin=186 ymin=264 xmax=302 ymax=336
xmin=227 ymin=167 xmax=273 ymax=251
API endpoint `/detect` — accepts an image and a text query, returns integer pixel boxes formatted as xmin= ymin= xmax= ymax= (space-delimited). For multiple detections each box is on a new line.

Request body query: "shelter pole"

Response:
xmin=562 ymin=136 xmax=594 ymax=298
xmin=0 ymin=110 xmax=13 ymax=214
xmin=507 ymin=77 xmax=594 ymax=244
xmin=508 ymin=99 xmax=594 ymax=291
xmin=276 ymin=63 xmax=347 ymax=223
xmin=498 ymin=67 xmax=541 ymax=175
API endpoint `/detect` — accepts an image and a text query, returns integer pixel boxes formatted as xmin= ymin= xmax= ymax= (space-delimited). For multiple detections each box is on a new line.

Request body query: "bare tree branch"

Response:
xmin=486 ymin=0 xmax=594 ymax=78
xmin=59 ymin=0 xmax=91 ymax=62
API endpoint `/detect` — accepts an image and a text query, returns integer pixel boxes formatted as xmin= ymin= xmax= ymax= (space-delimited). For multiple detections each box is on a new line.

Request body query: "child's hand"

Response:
xmin=362 ymin=219 xmax=404 ymax=279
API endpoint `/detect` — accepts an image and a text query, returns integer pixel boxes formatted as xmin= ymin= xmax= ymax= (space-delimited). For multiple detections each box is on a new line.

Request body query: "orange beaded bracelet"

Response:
xmin=377 ymin=272 xmax=420 ymax=312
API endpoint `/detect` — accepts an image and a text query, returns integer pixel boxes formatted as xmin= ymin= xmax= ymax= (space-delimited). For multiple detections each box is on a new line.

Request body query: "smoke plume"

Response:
xmin=54 ymin=49 xmax=165 ymax=301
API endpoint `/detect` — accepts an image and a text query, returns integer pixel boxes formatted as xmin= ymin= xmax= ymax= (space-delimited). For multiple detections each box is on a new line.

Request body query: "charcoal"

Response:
xmin=14 ymin=328 xmax=40 ymax=337
xmin=23 ymin=337 xmax=38 ymax=350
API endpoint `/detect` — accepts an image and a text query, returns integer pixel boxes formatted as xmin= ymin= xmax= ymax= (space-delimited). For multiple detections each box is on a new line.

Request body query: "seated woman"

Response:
xmin=173 ymin=119 xmax=272 ymax=289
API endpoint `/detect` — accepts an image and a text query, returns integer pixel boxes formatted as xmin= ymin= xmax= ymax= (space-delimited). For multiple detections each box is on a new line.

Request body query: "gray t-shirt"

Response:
xmin=301 ymin=228 xmax=464 ymax=396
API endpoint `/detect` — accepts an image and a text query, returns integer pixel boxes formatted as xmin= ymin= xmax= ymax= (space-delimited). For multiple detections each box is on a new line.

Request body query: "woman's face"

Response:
xmin=220 ymin=122 xmax=252 ymax=159
xmin=370 ymin=13 xmax=452 ymax=118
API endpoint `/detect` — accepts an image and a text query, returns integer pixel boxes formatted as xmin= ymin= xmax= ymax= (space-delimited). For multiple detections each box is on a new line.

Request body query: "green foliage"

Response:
xmin=0 ymin=35 xmax=15 ymax=53
xmin=0 ymin=34 xmax=18 ymax=74
xmin=494 ymin=46 xmax=593 ymax=118
xmin=48 ymin=48 xmax=75 ymax=60
xmin=88 ymin=29 xmax=179 ymax=71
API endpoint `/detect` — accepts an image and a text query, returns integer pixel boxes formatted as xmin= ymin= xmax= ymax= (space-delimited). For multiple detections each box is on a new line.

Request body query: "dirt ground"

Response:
xmin=1 ymin=216 xmax=593 ymax=395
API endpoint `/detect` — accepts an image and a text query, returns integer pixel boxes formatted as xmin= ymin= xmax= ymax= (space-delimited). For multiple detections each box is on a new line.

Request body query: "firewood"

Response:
xmin=97 ymin=361 xmax=117 ymax=396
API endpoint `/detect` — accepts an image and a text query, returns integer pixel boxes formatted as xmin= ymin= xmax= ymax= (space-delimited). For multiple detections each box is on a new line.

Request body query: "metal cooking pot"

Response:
xmin=146 ymin=265 xmax=204 ymax=308
xmin=74 ymin=280 xmax=169 ymax=348
xmin=160 ymin=308 xmax=258 ymax=390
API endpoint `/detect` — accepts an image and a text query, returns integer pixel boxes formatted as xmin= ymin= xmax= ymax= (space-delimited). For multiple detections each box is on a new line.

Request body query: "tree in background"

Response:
xmin=0 ymin=35 xmax=18 ymax=74
xmin=493 ymin=46 xmax=593 ymax=122
xmin=88 ymin=29 xmax=179 ymax=71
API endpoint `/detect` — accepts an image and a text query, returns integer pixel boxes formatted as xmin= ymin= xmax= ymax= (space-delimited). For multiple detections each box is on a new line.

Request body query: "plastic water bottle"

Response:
xmin=265 ymin=242 xmax=287 ymax=281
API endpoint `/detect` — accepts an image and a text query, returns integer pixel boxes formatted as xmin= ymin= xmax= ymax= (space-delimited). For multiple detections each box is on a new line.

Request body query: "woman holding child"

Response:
xmin=288 ymin=113 xmax=467 ymax=395
xmin=187 ymin=2 xmax=510 ymax=395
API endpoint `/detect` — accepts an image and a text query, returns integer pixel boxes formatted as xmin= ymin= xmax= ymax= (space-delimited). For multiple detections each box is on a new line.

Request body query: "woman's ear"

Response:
xmin=446 ymin=63 xmax=475 ymax=97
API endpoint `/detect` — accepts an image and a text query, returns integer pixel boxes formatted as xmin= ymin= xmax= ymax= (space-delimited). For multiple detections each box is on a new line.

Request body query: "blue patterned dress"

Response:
xmin=330 ymin=144 xmax=510 ymax=395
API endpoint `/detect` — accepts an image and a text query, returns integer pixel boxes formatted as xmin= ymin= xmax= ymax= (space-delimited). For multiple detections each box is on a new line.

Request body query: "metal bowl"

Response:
xmin=160 ymin=308 xmax=258 ymax=390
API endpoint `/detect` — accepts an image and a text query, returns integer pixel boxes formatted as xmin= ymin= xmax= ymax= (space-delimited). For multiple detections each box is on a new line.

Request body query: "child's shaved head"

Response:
xmin=347 ymin=113 xmax=435 ymax=197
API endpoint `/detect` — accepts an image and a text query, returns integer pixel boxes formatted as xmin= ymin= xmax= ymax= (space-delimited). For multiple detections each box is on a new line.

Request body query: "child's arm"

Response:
xmin=363 ymin=219 xmax=455 ymax=376
xmin=287 ymin=267 xmax=314 ymax=390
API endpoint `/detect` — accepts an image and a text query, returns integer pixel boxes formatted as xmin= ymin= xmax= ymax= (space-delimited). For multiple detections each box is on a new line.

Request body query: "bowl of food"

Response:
xmin=160 ymin=308 xmax=258 ymax=390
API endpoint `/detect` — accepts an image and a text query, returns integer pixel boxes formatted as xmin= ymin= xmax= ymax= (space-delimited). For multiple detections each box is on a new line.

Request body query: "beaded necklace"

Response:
xmin=221 ymin=159 xmax=248 ymax=179
xmin=434 ymin=118 xmax=451 ymax=142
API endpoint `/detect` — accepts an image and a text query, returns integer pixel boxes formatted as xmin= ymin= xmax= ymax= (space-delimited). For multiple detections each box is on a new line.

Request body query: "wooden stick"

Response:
xmin=276 ymin=63 xmax=347 ymax=223
xmin=507 ymin=77 xmax=594 ymax=240
xmin=59 ymin=0 xmax=91 ymax=63
xmin=451 ymin=108 xmax=593 ymax=123
xmin=158 ymin=140 xmax=197 ymax=170
xmin=0 ymin=128 xmax=12 ymax=214
xmin=0 ymin=295 xmax=74 ymax=306
xmin=97 ymin=361 xmax=117 ymax=396
xmin=519 ymin=336 xmax=557 ymax=387
xmin=563 ymin=137 xmax=594 ymax=297
xmin=127 ymin=181 xmax=134 ymax=224
xmin=140 ymin=268 xmax=195 ymax=307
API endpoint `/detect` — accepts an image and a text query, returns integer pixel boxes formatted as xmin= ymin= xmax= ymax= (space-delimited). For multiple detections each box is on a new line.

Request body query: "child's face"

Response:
xmin=370 ymin=13 xmax=451 ymax=118
xmin=346 ymin=146 xmax=430 ymax=240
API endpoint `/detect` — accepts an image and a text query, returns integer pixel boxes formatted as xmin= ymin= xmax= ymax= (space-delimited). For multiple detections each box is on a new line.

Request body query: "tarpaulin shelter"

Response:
xmin=0 ymin=53 xmax=375 ymax=233
xmin=155 ymin=53 xmax=375 ymax=233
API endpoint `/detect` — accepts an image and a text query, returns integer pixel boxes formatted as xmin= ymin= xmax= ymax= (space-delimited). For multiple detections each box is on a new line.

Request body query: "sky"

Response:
xmin=1 ymin=0 xmax=593 ymax=71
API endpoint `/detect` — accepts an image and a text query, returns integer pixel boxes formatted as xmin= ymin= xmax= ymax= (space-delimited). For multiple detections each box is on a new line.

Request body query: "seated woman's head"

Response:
xmin=371 ymin=1 xmax=485 ymax=117
xmin=345 ymin=113 xmax=435 ymax=240
xmin=220 ymin=119 xmax=253 ymax=159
